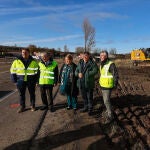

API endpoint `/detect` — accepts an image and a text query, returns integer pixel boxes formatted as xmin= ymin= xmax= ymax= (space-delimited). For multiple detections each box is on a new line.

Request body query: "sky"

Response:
xmin=0 ymin=0 xmax=150 ymax=54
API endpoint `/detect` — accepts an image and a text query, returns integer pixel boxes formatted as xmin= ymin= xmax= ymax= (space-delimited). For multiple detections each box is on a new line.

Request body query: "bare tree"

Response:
xmin=82 ymin=18 xmax=95 ymax=52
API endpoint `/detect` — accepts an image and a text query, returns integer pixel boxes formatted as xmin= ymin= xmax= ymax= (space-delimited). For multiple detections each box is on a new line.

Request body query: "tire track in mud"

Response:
xmin=95 ymin=83 xmax=130 ymax=149
xmin=119 ymin=82 xmax=150 ymax=149
xmin=114 ymin=81 xmax=149 ymax=149
xmin=115 ymin=106 xmax=149 ymax=149
xmin=118 ymin=81 xmax=150 ymax=133
xmin=95 ymin=77 xmax=150 ymax=149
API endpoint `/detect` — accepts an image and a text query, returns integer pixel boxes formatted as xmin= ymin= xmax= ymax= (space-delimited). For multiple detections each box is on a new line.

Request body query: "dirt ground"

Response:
xmin=94 ymin=63 xmax=150 ymax=149
xmin=0 ymin=57 xmax=150 ymax=150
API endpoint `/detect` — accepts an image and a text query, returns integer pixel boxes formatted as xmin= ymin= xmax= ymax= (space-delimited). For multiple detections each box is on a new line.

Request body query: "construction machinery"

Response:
xmin=131 ymin=49 xmax=150 ymax=66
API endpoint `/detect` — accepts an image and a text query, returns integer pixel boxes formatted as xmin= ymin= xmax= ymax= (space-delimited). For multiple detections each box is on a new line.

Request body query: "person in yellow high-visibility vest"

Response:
xmin=99 ymin=50 xmax=119 ymax=124
xmin=10 ymin=49 xmax=38 ymax=113
xmin=38 ymin=52 xmax=58 ymax=112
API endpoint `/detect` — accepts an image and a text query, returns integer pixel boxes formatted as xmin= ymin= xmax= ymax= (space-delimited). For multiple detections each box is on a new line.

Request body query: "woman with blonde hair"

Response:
xmin=59 ymin=54 xmax=78 ymax=110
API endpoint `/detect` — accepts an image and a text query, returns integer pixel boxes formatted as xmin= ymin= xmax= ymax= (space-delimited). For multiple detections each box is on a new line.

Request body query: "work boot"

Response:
xmin=17 ymin=107 xmax=25 ymax=113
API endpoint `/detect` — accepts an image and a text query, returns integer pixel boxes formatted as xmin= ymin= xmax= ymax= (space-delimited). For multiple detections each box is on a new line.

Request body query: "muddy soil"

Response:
xmin=95 ymin=65 xmax=150 ymax=149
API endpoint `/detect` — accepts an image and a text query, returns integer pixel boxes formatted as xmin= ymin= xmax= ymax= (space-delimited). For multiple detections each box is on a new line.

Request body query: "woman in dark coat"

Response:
xmin=59 ymin=54 xmax=79 ymax=110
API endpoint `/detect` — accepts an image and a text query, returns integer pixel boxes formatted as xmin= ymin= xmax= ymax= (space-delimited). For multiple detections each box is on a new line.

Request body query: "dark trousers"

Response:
xmin=17 ymin=81 xmax=36 ymax=108
xmin=40 ymin=85 xmax=53 ymax=106
xmin=80 ymin=88 xmax=93 ymax=111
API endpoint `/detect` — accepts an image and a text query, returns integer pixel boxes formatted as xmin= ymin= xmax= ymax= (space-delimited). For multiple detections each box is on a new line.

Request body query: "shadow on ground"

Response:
xmin=0 ymin=91 xmax=12 ymax=99
xmin=111 ymin=94 xmax=150 ymax=107
xmin=4 ymin=122 xmax=122 ymax=150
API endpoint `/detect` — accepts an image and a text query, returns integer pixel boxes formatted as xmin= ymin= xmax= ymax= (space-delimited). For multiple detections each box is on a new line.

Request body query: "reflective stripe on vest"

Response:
xmin=99 ymin=61 xmax=114 ymax=88
xmin=10 ymin=59 xmax=38 ymax=81
xmin=39 ymin=61 xmax=57 ymax=85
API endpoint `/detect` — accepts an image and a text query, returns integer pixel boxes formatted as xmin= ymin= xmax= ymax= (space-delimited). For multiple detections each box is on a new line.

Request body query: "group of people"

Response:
xmin=10 ymin=49 xmax=58 ymax=113
xmin=10 ymin=48 xmax=118 ymax=124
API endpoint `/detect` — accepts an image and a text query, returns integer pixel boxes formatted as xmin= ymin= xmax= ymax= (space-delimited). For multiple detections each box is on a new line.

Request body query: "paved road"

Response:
xmin=0 ymin=85 xmax=109 ymax=150
xmin=0 ymin=62 xmax=16 ymax=99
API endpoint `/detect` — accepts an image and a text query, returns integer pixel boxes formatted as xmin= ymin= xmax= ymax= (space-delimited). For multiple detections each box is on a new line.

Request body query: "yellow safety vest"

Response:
xmin=99 ymin=61 xmax=114 ymax=88
xmin=39 ymin=61 xmax=57 ymax=85
xmin=10 ymin=59 xmax=38 ymax=81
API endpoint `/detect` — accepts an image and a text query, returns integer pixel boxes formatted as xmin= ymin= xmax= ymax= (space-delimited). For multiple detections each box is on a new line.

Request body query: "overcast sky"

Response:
xmin=0 ymin=0 xmax=150 ymax=53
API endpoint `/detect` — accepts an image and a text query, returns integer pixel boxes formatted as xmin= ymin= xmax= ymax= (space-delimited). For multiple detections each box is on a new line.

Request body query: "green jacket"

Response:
xmin=75 ymin=59 xmax=98 ymax=89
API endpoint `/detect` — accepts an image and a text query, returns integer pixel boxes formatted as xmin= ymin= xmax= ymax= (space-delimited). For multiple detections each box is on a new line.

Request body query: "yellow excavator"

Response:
xmin=131 ymin=49 xmax=150 ymax=66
